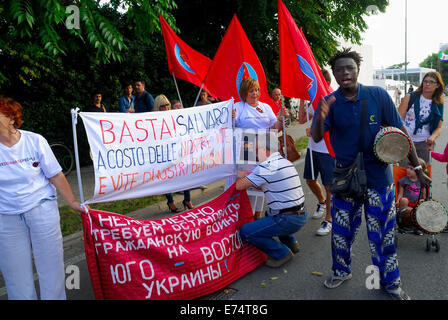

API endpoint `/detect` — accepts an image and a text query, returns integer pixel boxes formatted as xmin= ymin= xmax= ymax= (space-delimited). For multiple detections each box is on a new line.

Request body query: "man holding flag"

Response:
xmin=278 ymin=0 xmax=335 ymax=237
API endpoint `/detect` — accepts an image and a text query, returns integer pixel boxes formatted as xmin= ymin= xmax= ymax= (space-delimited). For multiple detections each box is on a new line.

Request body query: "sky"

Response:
xmin=360 ymin=0 xmax=447 ymax=69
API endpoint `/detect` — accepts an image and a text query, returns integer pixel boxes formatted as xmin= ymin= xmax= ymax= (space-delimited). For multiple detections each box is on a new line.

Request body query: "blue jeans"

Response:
xmin=240 ymin=212 xmax=308 ymax=260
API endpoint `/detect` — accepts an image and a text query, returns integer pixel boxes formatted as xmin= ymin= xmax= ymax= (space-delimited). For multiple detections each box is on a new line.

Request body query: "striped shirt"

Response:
xmin=245 ymin=152 xmax=304 ymax=211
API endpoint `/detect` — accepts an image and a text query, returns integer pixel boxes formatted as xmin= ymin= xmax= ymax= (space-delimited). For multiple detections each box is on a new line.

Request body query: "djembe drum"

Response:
xmin=413 ymin=200 xmax=448 ymax=234
xmin=374 ymin=127 xmax=411 ymax=164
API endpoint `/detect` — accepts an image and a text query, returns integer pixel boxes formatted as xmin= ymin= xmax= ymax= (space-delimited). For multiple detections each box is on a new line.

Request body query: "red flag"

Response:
xmin=159 ymin=15 xmax=214 ymax=94
xmin=203 ymin=15 xmax=279 ymax=114
xmin=278 ymin=0 xmax=334 ymax=156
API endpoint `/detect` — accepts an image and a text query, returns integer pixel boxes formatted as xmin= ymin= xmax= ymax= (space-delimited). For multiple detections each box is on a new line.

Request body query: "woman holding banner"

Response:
xmin=232 ymin=78 xmax=289 ymax=219
xmin=154 ymin=95 xmax=194 ymax=213
xmin=0 ymin=96 xmax=87 ymax=300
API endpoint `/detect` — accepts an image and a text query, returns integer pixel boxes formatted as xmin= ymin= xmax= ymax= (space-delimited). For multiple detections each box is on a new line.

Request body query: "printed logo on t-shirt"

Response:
xmin=0 ymin=157 xmax=36 ymax=168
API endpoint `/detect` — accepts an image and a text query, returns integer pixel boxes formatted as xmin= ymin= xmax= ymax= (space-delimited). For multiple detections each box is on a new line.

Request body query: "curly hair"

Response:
xmin=0 ymin=96 xmax=24 ymax=129
xmin=328 ymin=47 xmax=363 ymax=71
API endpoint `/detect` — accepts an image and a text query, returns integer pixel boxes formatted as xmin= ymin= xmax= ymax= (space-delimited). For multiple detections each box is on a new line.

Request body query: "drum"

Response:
xmin=412 ymin=200 xmax=448 ymax=234
xmin=373 ymin=127 xmax=411 ymax=164
xmin=397 ymin=209 xmax=415 ymax=229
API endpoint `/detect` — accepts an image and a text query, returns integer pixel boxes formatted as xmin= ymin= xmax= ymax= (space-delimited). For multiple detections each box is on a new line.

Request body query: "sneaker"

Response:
xmin=312 ymin=202 xmax=326 ymax=219
xmin=316 ymin=220 xmax=332 ymax=236
xmin=265 ymin=251 xmax=293 ymax=268
xmin=386 ymin=287 xmax=411 ymax=300
xmin=323 ymin=273 xmax=352 ymax=289
xmin=287 ymin=241 xmax=300 ymax=254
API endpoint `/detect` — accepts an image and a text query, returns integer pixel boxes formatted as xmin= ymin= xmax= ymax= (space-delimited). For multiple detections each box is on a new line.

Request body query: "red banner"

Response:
xmin=82 ymin=185 xmax=266 ymax=300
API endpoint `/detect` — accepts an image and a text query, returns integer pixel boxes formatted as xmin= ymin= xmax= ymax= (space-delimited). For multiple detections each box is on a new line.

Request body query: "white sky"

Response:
xmin=361 ymin=0 xmax=448 ymax=69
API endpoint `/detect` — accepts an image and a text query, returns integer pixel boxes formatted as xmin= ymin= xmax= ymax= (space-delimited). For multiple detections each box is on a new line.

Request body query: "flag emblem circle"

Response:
xmin=236 ymin=62 xmax=258 ymax=100
xmin=174 ymin=43 xmax=196 ymax=74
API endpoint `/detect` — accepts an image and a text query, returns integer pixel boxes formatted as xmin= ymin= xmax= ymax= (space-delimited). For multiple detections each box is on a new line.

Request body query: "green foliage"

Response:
xmin=420 ymin=52 xmax=448 ymax=87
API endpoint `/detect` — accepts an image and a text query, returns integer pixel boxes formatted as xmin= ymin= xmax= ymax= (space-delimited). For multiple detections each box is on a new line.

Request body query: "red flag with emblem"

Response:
xmin=278 ymin=0 xmax=334 ymax=156
xmin=159 ymin=14 xmax=214 ymax=95
xmin=203 ymin=15 xmax=279 ymax=114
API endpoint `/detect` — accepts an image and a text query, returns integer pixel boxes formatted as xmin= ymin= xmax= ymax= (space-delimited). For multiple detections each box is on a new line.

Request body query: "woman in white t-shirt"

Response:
xmin=232 ymin=78 xmax=288 ymax=219
xmin=0 ymin=96 xmax=86 ymax=300
xmin=398 ymin=71 xmax=444 ymax=164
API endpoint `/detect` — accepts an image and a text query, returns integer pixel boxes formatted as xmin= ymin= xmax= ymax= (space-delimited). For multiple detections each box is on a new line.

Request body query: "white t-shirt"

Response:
xmin=0 ymin=130 xmax=62 ymax=215
xmin=305 ymin=102 xmax=329 ymax=153
xmin=245 ymin=152 xmax=305 ymax=210
xmin=404 ymin=95 xmax=432 ymax=142
xmin=234 ymin=101 xmax=277 ymax=130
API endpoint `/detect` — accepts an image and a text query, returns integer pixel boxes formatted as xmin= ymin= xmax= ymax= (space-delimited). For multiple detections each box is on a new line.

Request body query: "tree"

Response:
xmin=420 ymin=53 xmax=438 ymax=69
xmin=420 ymin=52 xmax=448 ymax=86
xmin=0 ymin=0 xmax=178 ymax=88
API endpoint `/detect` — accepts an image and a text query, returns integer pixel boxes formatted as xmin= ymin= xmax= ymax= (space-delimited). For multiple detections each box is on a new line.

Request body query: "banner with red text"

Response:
xmin=82 ymin=185 xmax=267 ymax=300
xmin=79 ymin=100 xmax=234 ymax=204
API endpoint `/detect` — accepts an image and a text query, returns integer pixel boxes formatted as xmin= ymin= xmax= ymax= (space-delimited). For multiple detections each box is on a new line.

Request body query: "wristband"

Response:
xmin=414 ymin=165 xmax=422 ymax=171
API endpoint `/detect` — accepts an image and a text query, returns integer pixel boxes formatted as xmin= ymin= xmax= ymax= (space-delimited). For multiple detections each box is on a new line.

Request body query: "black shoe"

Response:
xmin=167 ymin=201 xmax=180 ymax=213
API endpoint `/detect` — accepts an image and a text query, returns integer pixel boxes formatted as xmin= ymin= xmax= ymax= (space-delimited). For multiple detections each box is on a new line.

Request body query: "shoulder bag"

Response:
xmin=330 ymin=90 xmax=368 ymax=199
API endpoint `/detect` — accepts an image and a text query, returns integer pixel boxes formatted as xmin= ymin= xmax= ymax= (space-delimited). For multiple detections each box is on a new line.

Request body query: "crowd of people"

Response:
xmin=0 ymin=47 xmax=446 ymax=301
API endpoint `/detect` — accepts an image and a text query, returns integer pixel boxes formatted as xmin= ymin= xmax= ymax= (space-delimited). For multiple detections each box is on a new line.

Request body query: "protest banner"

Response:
xmin=79 ymin=100 xmax=234 ymax=204
xmin=81 ymin=184 xmax=267 ymax=300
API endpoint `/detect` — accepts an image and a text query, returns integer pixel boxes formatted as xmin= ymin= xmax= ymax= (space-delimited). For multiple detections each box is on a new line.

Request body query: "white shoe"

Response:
xmin=312 ymin=202 xmax=326 ymax=219
xmin=316 ymin=220 xmax=332 ymax=236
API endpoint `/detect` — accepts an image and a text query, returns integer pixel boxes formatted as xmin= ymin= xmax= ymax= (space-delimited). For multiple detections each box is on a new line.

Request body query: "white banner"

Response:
xmin=79 ymin=99 xmax=234 ymax=204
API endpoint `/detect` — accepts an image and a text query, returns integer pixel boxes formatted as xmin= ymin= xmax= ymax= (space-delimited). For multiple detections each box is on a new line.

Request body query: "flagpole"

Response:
xmin=172 ymin=72 xmax=184 ymax=107
xmin=305 ymin=101 xmax=315 ymax=179
xmin=71 ymin=108 xmax=85 ymax=204
xmin=281 ymin=103 xmax=288 ymax=159
xmin=193 ymin=83 xmax=204 ymax=107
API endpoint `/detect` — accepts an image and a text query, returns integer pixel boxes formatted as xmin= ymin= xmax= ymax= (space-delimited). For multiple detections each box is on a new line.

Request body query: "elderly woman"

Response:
xmin=0 ymin=96 xmax=86 ymax=300
xmin=398 ymin=72 xmax=444 ymax=165
xmin=232 ymin=78 xmax=289 ymax=219
xmin=154 ymin=95 xmax=194 ymax=213
xmin=233 ymin=77 xmax=287 ymax=130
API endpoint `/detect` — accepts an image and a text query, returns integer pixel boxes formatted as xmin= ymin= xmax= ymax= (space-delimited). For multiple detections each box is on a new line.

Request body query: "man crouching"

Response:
xmin=236 ymin=136 xmax=307 ymax=268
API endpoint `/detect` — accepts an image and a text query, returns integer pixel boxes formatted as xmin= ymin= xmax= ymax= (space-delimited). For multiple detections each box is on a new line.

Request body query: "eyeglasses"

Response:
xmin=423 ymin=80 xmax=438 ymax=85
xmin=160 ymin=103 xmax=170 ymax=109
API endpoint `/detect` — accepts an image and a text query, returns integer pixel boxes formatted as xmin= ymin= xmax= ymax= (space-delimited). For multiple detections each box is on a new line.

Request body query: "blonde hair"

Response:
xmin=154 ymin=94 xmax=171 ymax=111
xmin=239 ymin=78 xmax=260 ymax=102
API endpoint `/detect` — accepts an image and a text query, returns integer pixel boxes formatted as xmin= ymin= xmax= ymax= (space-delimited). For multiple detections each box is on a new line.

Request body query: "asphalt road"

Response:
xmin=1 ymin=105 xmax=448 ymax=302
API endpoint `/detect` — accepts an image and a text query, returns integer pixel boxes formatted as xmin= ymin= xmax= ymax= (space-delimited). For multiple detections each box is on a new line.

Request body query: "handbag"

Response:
xmin=330 ymin=89 xmax=368 ymax=198
xmin=279 ymin=133 xmax=301 ymax=162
